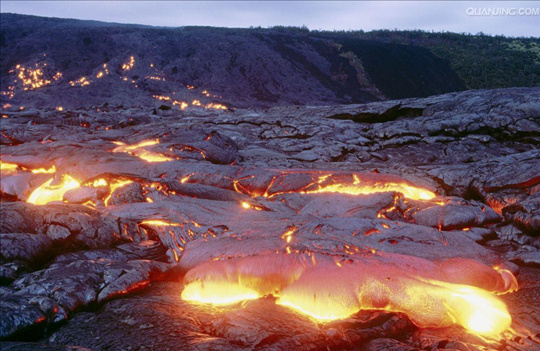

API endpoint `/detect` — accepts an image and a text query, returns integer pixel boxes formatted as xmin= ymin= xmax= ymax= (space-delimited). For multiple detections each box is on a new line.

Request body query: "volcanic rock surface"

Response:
xmin=0 ymin=87 xmax=539 ymax=350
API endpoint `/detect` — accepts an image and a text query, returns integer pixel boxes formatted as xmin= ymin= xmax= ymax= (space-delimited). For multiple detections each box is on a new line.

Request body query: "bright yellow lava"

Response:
xmin=276 ymin=276 xmax=512 ymax=336
xmin=112 ymin=139 xmax=174 ymax=163
xmin=242 ymin=173 xmax=437 ymax=201
xmin=182 ymin=281 xmax=260 ymax=305
xmin=27 ymin=175 xmax=80 ymax=205
xmin=304 ymin=182 xmax=436 ymax=201
xmin=181 ymin=255 xmax=513 ymax=337
xmin=139 ymin=219 xmax=182 ymax=227
xmin=103 ymin=179 xmax=134 ymax=205
xmin=440 ymin=283 xmax=512 ymax=335
xmin=0 ymin=162 xmax=56 ymax=175
xmin=0 ymin=161 xmax=19 ymax=175
xmin=277 ymin=299 xmax=356 ymax=321
xmin=30 ymin=166 xmax=56 ymax=174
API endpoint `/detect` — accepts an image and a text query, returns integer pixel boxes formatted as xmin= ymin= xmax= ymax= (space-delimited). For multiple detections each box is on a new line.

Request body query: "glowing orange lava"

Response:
xmin=182 ymin=281 xmax=260 ymax=305
xmin=181 ymin=253 xmax=515 ymax=337
xmin=0 ymin=161 xmax=19 ymax=175
xmin=96 ymin=179 xmax=134 ymax=206
xmin=122 ymin=56 xmax=135 ymax=71
xmin=139 ymin=219 xmax=182 ymax=227
xmin=30 ymin=166 xmax=56 ymax=174
xmin=301 ymin=174 xmax=436 ymax=201
xmin=235 ymin=173 xmax=437 ymax=202
xmin=112 ymin=139 xmax=174 ymax=162
xmin=27 ymin=175 xmax=80 ymax=205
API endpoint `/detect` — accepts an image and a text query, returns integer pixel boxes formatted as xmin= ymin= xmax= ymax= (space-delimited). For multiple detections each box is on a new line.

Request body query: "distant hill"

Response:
xmin=323 ymin=29 xmax=540 ymax=90
xmin=1 ymin=14 xmax=535 ymax=110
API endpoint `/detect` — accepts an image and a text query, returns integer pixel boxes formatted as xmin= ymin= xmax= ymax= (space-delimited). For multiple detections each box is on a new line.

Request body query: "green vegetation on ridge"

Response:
xmin=313 ymin=29 xmax=540 ymax=90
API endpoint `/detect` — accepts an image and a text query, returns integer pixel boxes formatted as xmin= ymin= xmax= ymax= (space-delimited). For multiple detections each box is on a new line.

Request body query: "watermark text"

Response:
xmin=466 ymin=7 xmax=539 ymax=16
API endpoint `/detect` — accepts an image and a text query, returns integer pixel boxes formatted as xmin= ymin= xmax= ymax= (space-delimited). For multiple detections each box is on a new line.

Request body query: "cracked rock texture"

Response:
xmin=0 ymin=87 xmax=539 ymax=350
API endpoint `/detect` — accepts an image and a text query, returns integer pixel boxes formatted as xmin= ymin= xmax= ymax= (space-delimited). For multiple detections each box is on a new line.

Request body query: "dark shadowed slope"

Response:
xmin=1 ymin=14 xmax=466 ymax=109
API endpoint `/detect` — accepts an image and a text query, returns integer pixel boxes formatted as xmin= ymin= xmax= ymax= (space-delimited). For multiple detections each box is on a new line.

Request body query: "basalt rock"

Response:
xmin=0 ymin=88 xmax=538 ymax=350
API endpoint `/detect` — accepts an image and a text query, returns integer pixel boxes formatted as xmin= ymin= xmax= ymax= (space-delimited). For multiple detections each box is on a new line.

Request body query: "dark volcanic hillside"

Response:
xmin=1 ymin=13 xmax=467 ymax=109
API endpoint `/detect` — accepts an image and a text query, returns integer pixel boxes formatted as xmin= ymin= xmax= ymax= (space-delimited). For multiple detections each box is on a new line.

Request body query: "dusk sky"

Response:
xmin=1 ymin=1 xmax=539 ymax=37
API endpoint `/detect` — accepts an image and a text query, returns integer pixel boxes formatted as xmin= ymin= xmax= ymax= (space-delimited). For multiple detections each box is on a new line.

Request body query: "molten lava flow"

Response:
xmin=139 ymin=219 xmax=182 ymax=227
xmin=182 ymin=281 xmax=260 ymax=305
xmin=30 ymin=166 xmax=56 ymax=174
xmin=112 ymin=139 xmax=174 ymax=162
xmin=181 ymin=253 xmax=515 ymax=336
xmin=235 ymin=173 xmax=437 ymax=202
xmin=0 ymin=161 xmax=19 ymax=175
xmin=278 ymin=269 xmax=512 ymax=336
xmin=27 ymin=175 xmax=80 ymax=205
xmin=429 ymin=281 xmax=512 ymax=335
xmin=86 ymin=178 xmax=134 ymax=206
xmin=182 ymin=254 xmax=305 ymax=305
xmin=302 ymin=175 xmax=436 ymax=201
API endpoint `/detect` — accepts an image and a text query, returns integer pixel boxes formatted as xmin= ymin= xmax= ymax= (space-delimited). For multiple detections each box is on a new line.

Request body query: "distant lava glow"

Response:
xmin=13 ymin=63 xmax=60 ymax=90
xmin=181 ymin=253 xmax=516 ymax=337
xmin=122 ymin=56 xmax=135 ymax=71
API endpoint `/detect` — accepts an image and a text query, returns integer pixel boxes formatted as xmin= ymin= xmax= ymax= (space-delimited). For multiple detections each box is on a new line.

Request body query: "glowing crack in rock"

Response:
xmin=234 ymin=172 xmax=436 ymax=201
xmin=30 ymin=166 xmax=56 ymax=174
xmin=139 ymin=220 xmax=182 ymax=227
xmin=181 ymin=253 xmax=516 ymax=336
xmin=111 ymin=139 xmax=174 ymax=162
xmin=95 ymin=179 xmax=134 ymax=206
xmin=1 ymin=161 xmax=55 ymax=176
xmin=300 ymin=174 xmax=436 ymax=201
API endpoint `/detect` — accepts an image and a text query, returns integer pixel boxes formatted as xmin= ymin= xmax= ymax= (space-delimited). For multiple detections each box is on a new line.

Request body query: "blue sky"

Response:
xmin=1 ymin=1 xmax=538 ymax=37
